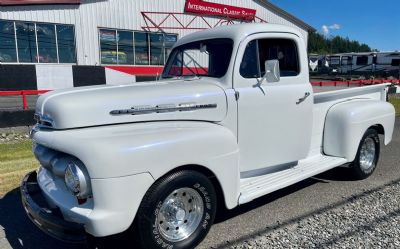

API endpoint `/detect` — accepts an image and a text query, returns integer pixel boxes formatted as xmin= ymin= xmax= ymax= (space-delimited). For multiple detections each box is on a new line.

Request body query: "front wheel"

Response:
xmin=350 ymin=128 xmax=380 ymax=180
xmin=135 ymin=170 xmax=217 ymax=249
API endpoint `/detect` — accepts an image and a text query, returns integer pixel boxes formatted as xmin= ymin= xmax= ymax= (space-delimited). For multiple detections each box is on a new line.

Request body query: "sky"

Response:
xmin=269 ymin=0 xmax=400 ymax=51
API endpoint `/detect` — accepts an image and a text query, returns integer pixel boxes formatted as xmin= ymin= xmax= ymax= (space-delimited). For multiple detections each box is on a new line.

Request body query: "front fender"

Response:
xmin=33 ymin=121 xmax=240 ymax=209
xmin=323 ymin=99 xmax=395 ymax=161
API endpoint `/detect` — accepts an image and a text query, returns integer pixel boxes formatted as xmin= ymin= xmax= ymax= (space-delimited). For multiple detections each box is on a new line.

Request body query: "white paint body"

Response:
xmin=31 ymin=24 xmax=395 ymax=237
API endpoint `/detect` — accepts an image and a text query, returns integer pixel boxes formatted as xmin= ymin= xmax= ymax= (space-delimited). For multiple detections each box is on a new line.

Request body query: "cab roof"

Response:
xmin=174 ymin=23 xmax=303 ymax=47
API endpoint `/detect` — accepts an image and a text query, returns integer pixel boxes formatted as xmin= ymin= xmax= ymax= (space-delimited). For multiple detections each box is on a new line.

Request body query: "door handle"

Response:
xmin=296 ymin=92 xmax=310 ymax=105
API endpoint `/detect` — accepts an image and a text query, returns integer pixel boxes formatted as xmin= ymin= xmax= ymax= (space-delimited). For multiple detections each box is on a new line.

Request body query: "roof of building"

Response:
xmin=254 ymin=0 xmax=316 ymax=32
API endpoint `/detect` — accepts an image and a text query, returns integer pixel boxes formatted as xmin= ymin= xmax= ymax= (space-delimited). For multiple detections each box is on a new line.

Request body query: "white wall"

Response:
xmin=36 ymin=64 xmax=74 ymax=89
xmin=105 ymin=67 xmax=136 ymax=85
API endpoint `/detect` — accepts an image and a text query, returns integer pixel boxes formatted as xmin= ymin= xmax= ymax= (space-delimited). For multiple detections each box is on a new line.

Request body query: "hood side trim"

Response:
xmin=110 ymin=103 xmax=218 ymax=116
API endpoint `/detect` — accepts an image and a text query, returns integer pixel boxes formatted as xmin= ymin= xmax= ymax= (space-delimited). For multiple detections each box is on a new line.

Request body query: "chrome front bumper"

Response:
xmin=20 ymin=171 xmax=86 ymax=243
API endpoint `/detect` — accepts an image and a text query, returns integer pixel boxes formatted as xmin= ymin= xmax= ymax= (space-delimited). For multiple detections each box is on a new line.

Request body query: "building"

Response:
xmin=0 ymin=0 xmax=315 ymax=90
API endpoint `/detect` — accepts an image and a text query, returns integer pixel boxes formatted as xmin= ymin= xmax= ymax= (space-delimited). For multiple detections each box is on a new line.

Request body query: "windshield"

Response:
xmin=162 ymin=38 xmax=234 ymax=79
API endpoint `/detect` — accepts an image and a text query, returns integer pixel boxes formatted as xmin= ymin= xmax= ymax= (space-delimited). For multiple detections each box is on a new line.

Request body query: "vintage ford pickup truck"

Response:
xmin=22 ymin=24 xmax=395 ymax=249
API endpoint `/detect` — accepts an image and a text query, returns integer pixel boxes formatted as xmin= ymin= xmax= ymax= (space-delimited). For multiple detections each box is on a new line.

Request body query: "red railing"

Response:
xmin=141 ymin=11 xmax=267 ymax=31
xmin=311 ymin=79 xmax=400 ymax=87
xmin=0 ymin=90 xmax=49 ymax=110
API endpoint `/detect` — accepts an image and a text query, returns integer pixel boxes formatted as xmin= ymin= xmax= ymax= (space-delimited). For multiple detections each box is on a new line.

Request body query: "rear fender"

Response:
xmin=323 ymin=99 xmax=395 ymax=161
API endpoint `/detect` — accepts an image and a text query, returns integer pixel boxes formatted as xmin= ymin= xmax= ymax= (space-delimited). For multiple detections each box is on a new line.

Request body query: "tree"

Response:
xmin=308 ymin=32 xmax=372 ymax=54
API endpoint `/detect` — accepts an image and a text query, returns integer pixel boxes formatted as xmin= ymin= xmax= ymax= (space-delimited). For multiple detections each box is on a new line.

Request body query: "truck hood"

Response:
xmin=35 ymin=79 xmax=228 ymax=129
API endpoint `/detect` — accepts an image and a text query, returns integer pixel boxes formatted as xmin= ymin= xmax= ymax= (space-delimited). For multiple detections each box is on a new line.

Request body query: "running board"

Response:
xmin=239 ymin=155 xmax=347 ymax=205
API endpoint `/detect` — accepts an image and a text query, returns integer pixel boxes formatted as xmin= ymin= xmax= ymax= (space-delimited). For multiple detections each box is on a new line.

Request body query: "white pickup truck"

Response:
xmin=22 ymin=24 xmax=395 ymax=249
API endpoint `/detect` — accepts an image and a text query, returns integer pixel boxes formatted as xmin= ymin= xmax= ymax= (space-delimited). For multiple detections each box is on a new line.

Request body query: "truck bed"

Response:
xmin=308 ymin=83 xmax=390 ymax=157
xmin=313 ymin=85 xmax=358 ymax=93
xmin=313 ymin=83 xmax=388 ymax=103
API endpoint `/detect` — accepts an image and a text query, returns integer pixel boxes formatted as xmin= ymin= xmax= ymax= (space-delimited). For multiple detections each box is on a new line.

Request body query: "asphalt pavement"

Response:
xmin=0 ymin=117 xmax=399 ymax=249
xmin=0 ymin=96 xmax=38 ymax=111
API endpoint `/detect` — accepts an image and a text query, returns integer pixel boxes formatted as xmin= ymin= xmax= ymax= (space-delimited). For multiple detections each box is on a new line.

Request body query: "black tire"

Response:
xmin=135 ymin=170 xmax=217 ymax=249
xmin=350 ymin=128 xmax=380 ymax=180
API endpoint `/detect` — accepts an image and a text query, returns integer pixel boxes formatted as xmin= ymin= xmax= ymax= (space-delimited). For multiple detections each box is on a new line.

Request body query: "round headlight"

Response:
xmin=64 ymin=162 xmax=91 ymax=198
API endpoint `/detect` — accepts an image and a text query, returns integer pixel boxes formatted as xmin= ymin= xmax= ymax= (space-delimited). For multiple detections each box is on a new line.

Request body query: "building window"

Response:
xmin=134 ymin=32 xmax=149 ymax=65
xmin=99 ymin=29 xmax=118 ymax=64
xmin=57 ymin=25 xmax=76 ymax=63
xmin=117 ymin=31 xmax=134 ymax=65
xmin=36 ymin=23 xmax=58 ymax=63
xmin=150 ymin=33 xmax=164 ymax=65
xmin=16 ymin=22 xmax=37 ymax=63
xmin=99 ymin=28 xmax=178 ymax=66
xmin=0 ymin=19 xmax=76 ymax=64
xmin=0 ymin=20 xmax=17 ymax=62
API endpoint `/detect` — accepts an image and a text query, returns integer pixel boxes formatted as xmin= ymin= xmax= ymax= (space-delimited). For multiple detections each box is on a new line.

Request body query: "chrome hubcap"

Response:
xmin=156 ymin=187 xmax=204 ymax=242
xmin=359 ymin=137 xmax=376 ymax=171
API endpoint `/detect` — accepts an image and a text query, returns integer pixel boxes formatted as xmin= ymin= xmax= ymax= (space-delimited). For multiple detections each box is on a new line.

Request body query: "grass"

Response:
xmin=389 ymin=97 xmax=400 ymax=116
xmin=0 ymin=140 xmax=38 ymax=196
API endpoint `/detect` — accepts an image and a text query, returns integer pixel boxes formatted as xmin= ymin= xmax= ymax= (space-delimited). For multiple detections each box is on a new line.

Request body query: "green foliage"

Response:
xmin=389 ymin=97 xmax=400 ymax=116
xmin=308 ymin=32 xmax=372 ymax=55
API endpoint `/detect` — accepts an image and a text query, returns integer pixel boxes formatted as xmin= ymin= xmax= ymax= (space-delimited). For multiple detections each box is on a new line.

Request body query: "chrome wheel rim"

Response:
xmin=156 ymin=187 xmax=204 ymax=242
xmin=359 ymin=137 xmax=376 ymax=171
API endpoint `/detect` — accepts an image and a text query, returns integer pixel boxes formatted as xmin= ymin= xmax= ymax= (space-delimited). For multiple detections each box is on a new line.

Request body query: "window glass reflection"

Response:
xmin=0 ymin=20 xmax=17 ymax=62
xmin=16 ymin=22 xmax=37 ymax=63
xmin=36 ymin=23 xmax=57 ymax=63
xmin=57 ymin=25 xmax=76 ymax=63
xmin=117 ymin=31 xmax=134 ymax=65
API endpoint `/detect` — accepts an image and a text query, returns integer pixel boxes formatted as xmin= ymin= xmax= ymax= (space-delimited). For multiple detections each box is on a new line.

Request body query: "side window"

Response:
xmin=329 ymin=56 xmax=341 ymax=66
xmin=239 ymin=38 xmax=300 ymax=78
xmin=391 ymin=59 xmax=400 ymax=66
xmin=240 ymin=40 xmax=260 ymax=78
xmin=258 ymin=39 xmax=299 ymax=77
xmin=356 ymin=56 xmax=368 ymax=65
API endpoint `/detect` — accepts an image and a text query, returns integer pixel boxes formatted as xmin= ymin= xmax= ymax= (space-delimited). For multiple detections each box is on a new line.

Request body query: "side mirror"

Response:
xmin=264 ymin=59 xmax=280 ymax=83
xmin=254 ymin=59 xmax=280 ymax=95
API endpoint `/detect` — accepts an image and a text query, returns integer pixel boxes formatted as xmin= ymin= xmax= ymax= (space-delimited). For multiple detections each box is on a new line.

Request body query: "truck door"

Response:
xmin=233 ymin=33 xmax=313 ymax=175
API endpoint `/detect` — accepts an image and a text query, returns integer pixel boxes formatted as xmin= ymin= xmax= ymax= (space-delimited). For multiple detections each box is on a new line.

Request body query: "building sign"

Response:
xmin=184 ymin=0 xmax=256 ymax=21
xmin=0 ymin=0 xmax=80 ymax=5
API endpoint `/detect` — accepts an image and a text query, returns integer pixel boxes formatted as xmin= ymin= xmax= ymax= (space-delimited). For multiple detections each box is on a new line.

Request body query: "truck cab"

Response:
xmin=22 ymin=24 xmax=395 ymax=249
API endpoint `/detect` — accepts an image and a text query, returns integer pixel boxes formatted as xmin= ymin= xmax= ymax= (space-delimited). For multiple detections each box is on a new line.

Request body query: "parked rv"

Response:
xmin=309 ymin=52 xmax=400 ymax=78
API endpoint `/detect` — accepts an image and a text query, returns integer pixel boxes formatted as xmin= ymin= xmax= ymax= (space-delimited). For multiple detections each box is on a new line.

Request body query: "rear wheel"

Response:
xmin=350 ymin=128 xmax=380 ymax=180
xmin=135 ymin=170 xmax=217 ymax=249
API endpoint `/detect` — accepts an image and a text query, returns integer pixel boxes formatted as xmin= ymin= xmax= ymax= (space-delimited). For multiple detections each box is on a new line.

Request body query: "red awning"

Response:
xmin=0 ymin=0 xmax=81 ymax=5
